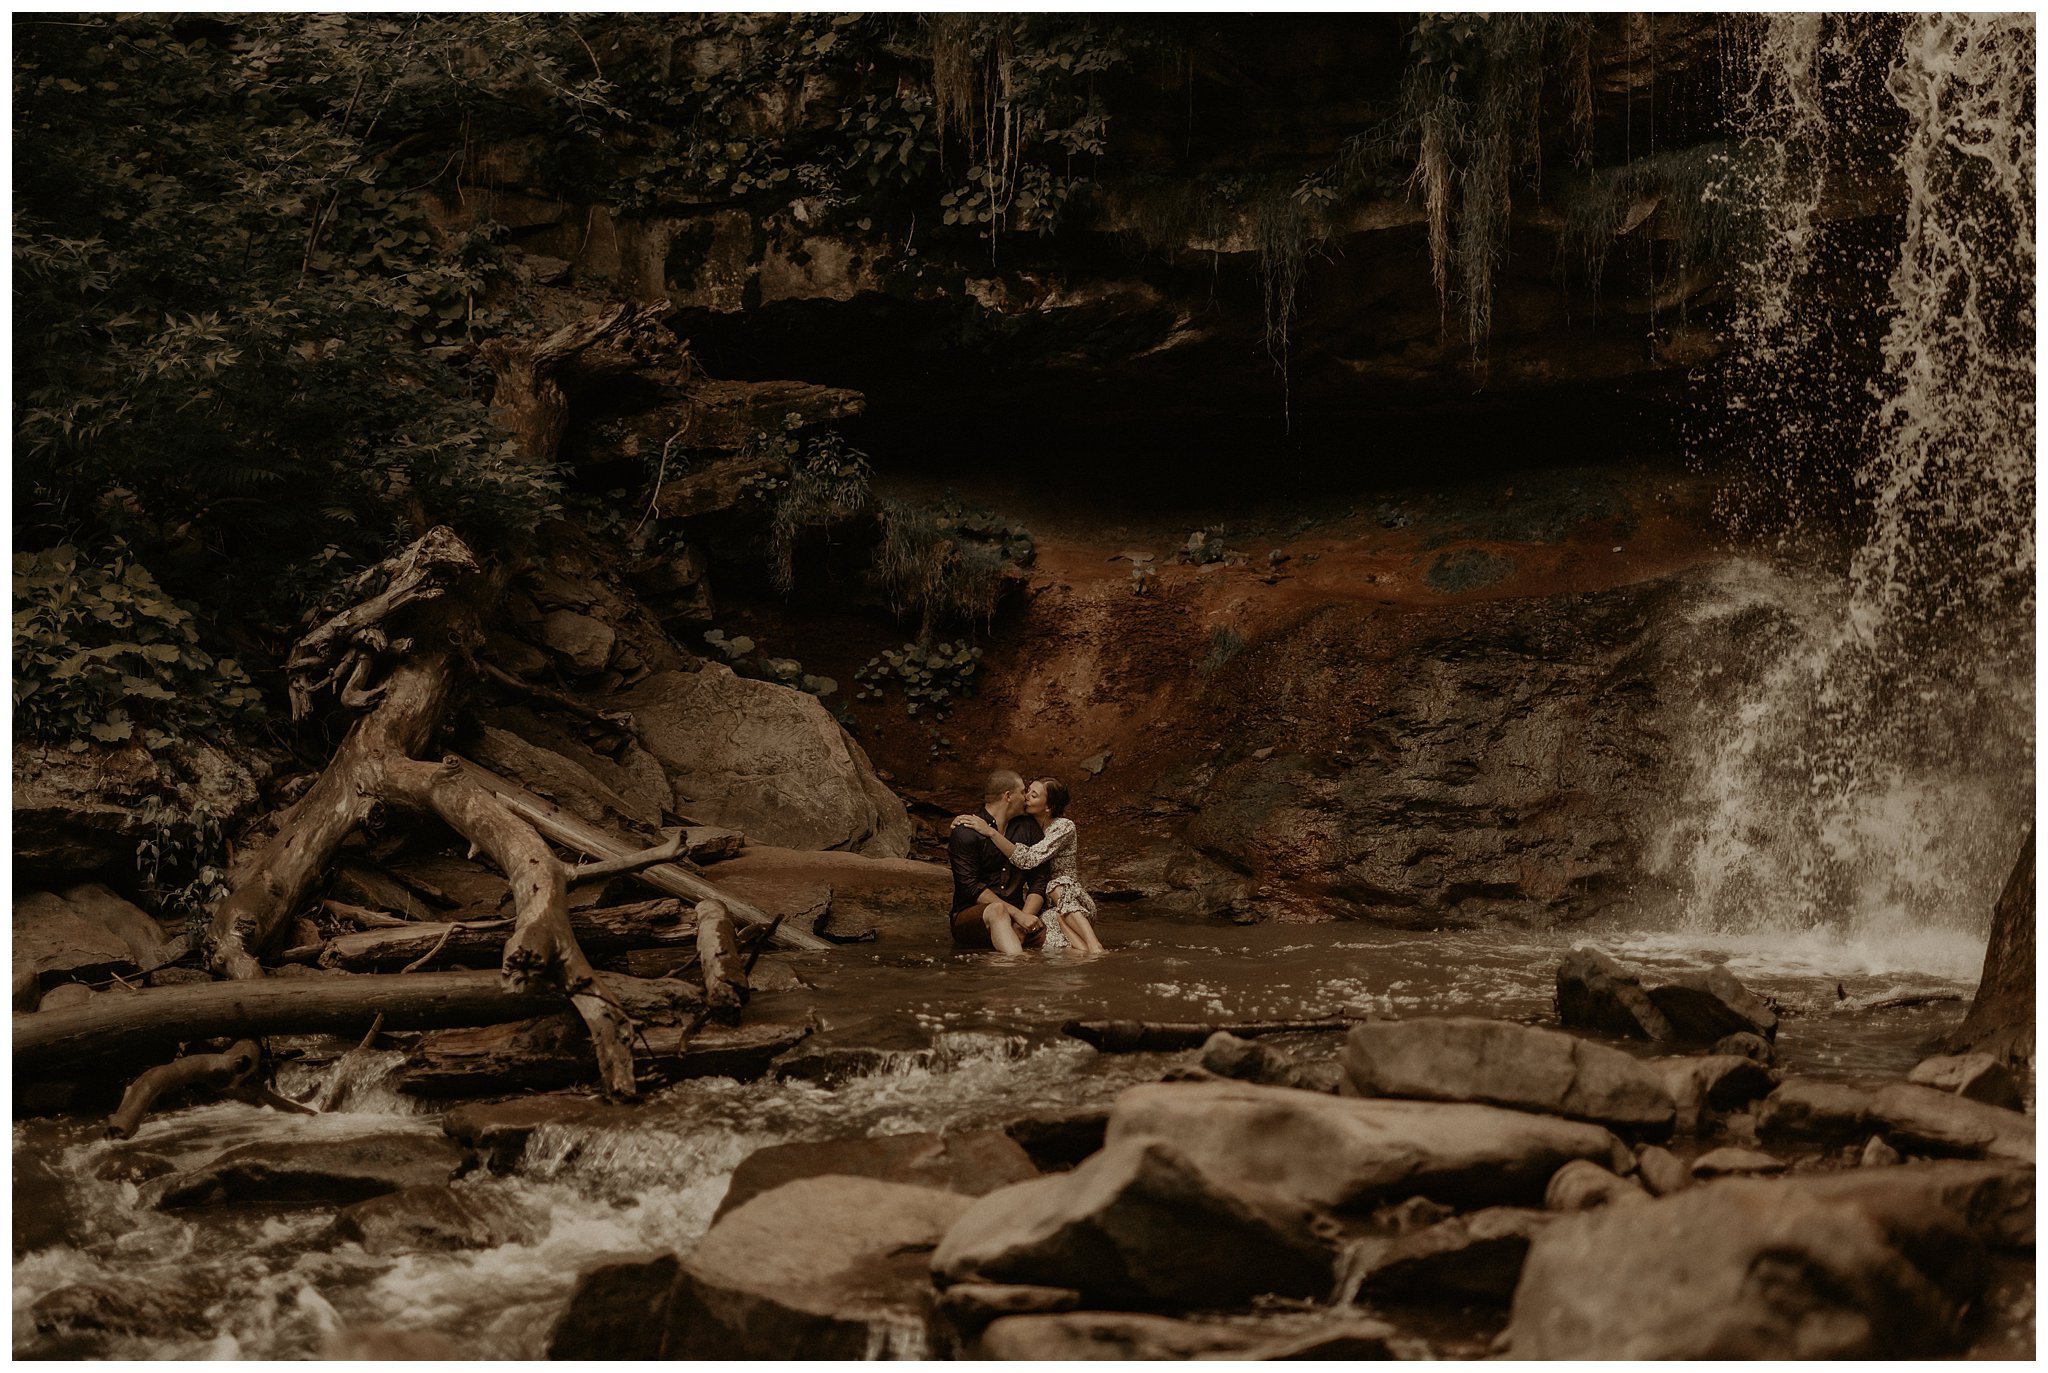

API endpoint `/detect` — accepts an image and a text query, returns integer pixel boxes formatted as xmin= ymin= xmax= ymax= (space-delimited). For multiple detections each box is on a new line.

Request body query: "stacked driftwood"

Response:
xmin=15 ymin=510 xmax=823 ymax=1127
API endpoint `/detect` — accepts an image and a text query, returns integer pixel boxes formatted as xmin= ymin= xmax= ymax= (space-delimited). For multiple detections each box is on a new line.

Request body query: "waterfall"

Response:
xmin=1658 ymin=14 xmax=2035 ymax=963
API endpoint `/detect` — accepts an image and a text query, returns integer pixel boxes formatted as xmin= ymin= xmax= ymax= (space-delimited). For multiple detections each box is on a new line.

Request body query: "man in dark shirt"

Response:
xmin=949 ymin=768 xmax=1048 ymax=951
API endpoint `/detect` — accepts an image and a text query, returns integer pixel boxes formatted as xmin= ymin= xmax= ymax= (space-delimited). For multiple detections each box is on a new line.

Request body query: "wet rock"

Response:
xmin=1107 ymin=1079 xmax=1633 ymax=1209
xmin=624 ymin=666 xmax=911 ymax=857
xmin=324 ymin=1327 xmax=466 ymax=1359
xmin=1907 ymin=1053 xmax=2024 ymax=1110
xmin=932 ymin=1136 xmax=1337 ymax=1307
xmin=715 ymin=1130 xmax=1039 ymax=1221
xmin=1633 ymin=1145 xmax=1692 ymax=1196
xmin=1555 ymin=947 xmax=1673 ymax=1039
xmin=547 ymin=1253 xmax=681 ymax=1360
xmin=1690 ymin=1146 xmax=1786 ymax=1178
xmin=671 ymin=1176 xmax=971 ymax=1358
xmin=976 ymin=1312 xmax=1265 ymax=1361
xmin=1507 ymin=1176 xmax=1989 ymax=1357
xmin=1343 ymin=1016 xmax=1675 ymax=1134
xmin=58 ymin=882 xmax=170 ymax=966
xmin=537 ymin=608 xmax=616 ymax=673
xmin=1791 ymin=1159 xmax=2034 ymax=1250
xmin=330 ymin=1183 xmax=541 ymax=1254
xmin=935 ymin=1282 xmax=1080 ymax=1331
xmin=1355 ymin=1206 xmax=1555 ymax=1303
xmin=1001 ymin=1108 xmax=1108 ymax=1172
xmin=976 ymin=1311 xmax=1395 ymax=1361
xmin=14 ymin=890 xmax=136 ymax=988
xmin=1650 ymin=1054 xmax=1780 ymax=1134
xmin=1370 ymin=1194 xmax=1458 ymax=1234
xmin=1198 ymin=1031 xmax=1338 ymax=1091
xmin=1861 ymin=1135 xmax=1902 ymax=1167
xmin=1758 ymin=1078 xmax=2034 ymax=1162
xmin=1644 ymin=966 xmax=1778 ymax=1042
xmin=145 ymin=966 xmax=212 ymax=988
xmin=29 ymin=1281 xmax=208 ymax=1341
xmin=441 ymin=1092 xmax=634 ymax=1171
xmin=13 ymin=960 xmax=40 ymax=1011
xmin=94 ymin=1151 xmax=175 ymax=1185
xmin=1545 ymin=1159 xmax=1650 ymax=1211
xmin=156 ymin=1132 xmax=462 ymax=1208
xmin=1712 ymin=1031 xmax=1776 ymax=1065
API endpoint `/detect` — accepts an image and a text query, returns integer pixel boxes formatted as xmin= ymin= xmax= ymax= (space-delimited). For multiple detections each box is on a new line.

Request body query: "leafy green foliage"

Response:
xmin=135 ymin=795 xmax=234 ymax=935
xmin=14 ymin=546 xmax=263 ymax=748
xmin=856 ymin=640 xmax=983 ymax=719
xmin=743 ymin=426 xmax=876 ymax=594
xmin=14 ymin=15 xmax=595 ymax=621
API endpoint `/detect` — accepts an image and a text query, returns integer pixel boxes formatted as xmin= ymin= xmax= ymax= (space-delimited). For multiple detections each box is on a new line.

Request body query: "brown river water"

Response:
xmin=12 ymin=911 xmax=1994 ymax=1358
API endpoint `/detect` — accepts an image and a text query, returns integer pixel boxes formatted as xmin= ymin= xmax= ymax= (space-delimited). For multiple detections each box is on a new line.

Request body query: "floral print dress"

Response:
xmin=1007 ymin=817 xmax=1095 ymax=951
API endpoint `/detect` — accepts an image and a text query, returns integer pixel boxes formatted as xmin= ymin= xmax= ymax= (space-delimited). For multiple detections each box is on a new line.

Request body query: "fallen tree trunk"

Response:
xmin=193 ymin=524 xmax=648 ymax=1096
xmin=399 ymin=1015 xmax=813 ymax=1097
xmin=696 ymin=899 xmax=748 ymax=1025
xmin=16 ymin=971 xmax=567 ymax=1076
xmin=1063 ymin=1017 xmax=1360 ymax=1054
xmin=301 ymin=898 xmax=697 ymax=971
xmin=106 ymin=1040 xmax=261 ymax=1139
xmin=452 ymin=759 xmax=833 ymax=952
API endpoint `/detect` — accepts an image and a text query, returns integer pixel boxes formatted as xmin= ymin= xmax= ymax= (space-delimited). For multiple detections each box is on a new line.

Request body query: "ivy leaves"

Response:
xmin=14 ymin=547 xmax=264 ymax=749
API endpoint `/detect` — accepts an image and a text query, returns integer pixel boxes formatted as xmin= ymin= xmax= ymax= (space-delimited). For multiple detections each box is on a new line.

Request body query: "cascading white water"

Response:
xmin=1659 ymin=14 xmax=2035 ymax=966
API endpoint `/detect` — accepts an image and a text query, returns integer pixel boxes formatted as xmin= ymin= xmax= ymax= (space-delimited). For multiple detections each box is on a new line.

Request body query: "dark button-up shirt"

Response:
xmin=948 ymin=807 xmax=1046 ymax=915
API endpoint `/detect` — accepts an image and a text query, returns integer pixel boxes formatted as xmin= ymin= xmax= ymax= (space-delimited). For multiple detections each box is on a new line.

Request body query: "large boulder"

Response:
xmin=1506 ymin=1175 xmax=1989 ymax=1357
xmin=715 ymin=1130 xmax=1039 ymax=1220
xmin=1344 ymin=1017 xmax=1675 ymax=1133
xmin=1105 ymin=1079 xmax=1632 ymax=1209
xmin=1906 ymin=1053 xmax=2024 ymax=1110
xmin=931 ymin=1136 xmax=1337 ymax=1308
xmin=1649 ymin=1054 xmax=1780 ymax=1134
xmin=56 ymin=883 xmax=170 ymax=966
xmin=1644 ymin=966 xmax=1778 ymax=1042
xmin=1352 ymin=1206 xmax=1556 ymax=1304
xmin=1790 ymin=1160 xmax=2034 ymax=1251
xmin=624 ymin=667 xmax=911 ymax=857
xmin=13 ymin=890 xmax=136 ymax=988
xmin=14 ymin=737 xmax=267 ymax=880
xmin=1758 ymin=1078 xmax=2034 ymax=1163
xmin=155 ymin=1132 xmax=461 ymax=1208
xmin=1556 ymin=947 xmax=1673 ymax=1039
xmin=547 ymin=1254 xmax=681 ymax=1360
xmin=669 ymin=1176 xmax=972 ymax=1358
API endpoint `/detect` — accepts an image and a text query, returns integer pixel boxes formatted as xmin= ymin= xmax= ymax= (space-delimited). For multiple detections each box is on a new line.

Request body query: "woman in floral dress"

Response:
xmin=952 ymin=777 xmax=1105 ymax=953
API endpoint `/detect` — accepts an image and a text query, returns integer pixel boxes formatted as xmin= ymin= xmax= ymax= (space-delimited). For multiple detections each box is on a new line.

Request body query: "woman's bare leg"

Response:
xmin=1064 ymin=912 xmax=1104 ymax=952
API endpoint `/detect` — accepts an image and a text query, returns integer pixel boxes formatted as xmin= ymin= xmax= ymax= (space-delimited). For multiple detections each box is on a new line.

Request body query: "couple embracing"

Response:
xmin=946 ymin=769 xmax=1105 ymax=954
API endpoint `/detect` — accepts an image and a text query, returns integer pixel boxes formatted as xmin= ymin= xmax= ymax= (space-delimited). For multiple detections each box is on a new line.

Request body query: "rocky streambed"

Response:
xmin=12 ymin=916 xmax=2029 ymax=1360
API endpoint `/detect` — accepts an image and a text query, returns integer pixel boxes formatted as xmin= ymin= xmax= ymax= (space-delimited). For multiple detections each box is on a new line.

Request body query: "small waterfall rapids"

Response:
xmin=1659 ymin=14 xmax=2035 ymax=962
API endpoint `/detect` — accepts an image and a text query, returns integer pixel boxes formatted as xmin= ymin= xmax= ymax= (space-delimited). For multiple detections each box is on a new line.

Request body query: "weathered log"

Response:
xmin=322 ymin=900 xmax=413 ymax=930
xmin=106 ymin=1039 xmax=259 ymax=1139
xmin=480 ymin=659 xmax=635 ymax=732
xmin=568 ymin=832 xmax=685 ymax=885
xmin=451 ymin=758 xmax=833 ymax=952
xmin=478 ymin=299 xmax=674 ymax=468
xmin=1062 ymin=1018 xmax=1359 ymax=1054
xmin=696 ymin=899 xmax=748 ymax=1025
xmin=1945 ymin=827 xmax=2034 ymax=1068
xmin=382 ymin=756 xmax=637 ymax=1097
xmin=16 ymin=971 xmax=566 ymax=1076
xmin=312 ymin=899 xmax=697 ymax=971
xmin=399 ymin=1014 xmax=811 ymax=1097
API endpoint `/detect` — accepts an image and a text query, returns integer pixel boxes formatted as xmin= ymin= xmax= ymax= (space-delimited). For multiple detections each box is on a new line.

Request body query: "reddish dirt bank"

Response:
xmin=715 ymin=463 xmax=1730 ymax=925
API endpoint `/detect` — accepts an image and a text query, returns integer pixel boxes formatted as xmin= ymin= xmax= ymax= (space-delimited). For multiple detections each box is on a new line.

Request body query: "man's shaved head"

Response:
xmin=984 ymin=768 xmax=1024 ymax=802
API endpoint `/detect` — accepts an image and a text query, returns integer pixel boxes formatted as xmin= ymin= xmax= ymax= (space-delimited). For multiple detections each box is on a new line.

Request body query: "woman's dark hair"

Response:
xmin=1037 ymin=776 xmax=1070 ymax=819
